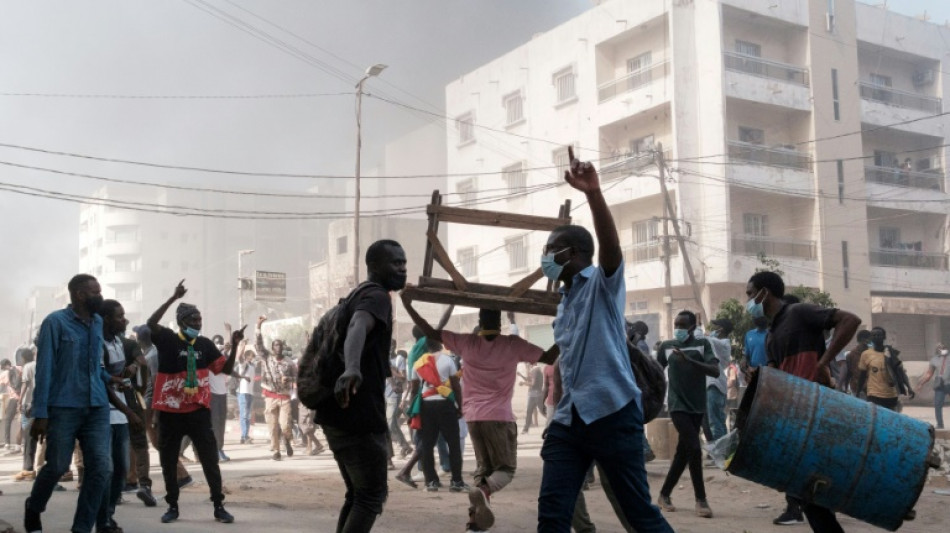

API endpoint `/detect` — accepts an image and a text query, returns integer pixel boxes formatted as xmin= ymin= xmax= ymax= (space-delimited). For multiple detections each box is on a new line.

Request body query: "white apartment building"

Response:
xmin=445 ymin=0 xmax=950 ymax=360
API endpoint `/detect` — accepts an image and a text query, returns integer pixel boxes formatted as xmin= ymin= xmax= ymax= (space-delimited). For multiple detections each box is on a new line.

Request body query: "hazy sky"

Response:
xmin=1 ymin=0 xmax=948 ymax=348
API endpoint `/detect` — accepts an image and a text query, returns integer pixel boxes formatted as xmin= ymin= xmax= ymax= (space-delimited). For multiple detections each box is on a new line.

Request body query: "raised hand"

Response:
xmin=231 ymin=325 xmax=247 ymax=345
xmin=257 ymin=315 xmax=267 ymax=328
xmin=173 ymin=279 xmax=187 ymax=300
xmin=564 ymin=146 xmax=600 ymax=194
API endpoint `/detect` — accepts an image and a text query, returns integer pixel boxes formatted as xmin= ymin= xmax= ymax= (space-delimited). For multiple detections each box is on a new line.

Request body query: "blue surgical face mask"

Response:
xmin=673 ymin=329 xmax=690 ymax=343
xmin=541 ymin=253 xmax=565 ymax=282
xmin=184 ymin=327 xmax=200 ymax=339
xmin=746 ymin=296 xmax=765 ymax=319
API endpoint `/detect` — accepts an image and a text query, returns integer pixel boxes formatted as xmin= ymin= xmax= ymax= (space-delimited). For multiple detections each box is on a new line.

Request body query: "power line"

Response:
xmin=0 ymin=91 xmax=350 ymax=100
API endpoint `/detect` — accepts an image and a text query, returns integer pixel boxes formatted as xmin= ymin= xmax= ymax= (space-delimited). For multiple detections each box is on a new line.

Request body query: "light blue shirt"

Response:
xmin=34 ymin=306 xmax=112 ymax=419
xmin=744 ymin=328 xmax=768 ymax=368
xmin=552 ymin=264 xmax=642 ymax=425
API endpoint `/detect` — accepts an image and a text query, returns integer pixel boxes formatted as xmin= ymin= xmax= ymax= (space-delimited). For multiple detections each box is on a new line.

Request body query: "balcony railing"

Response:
xmin=864 ymin=165 xmax=945 ymax=192
xmin=600 ymin=149 xmax=671 ymax=181
xmin=623 ymin=239 xmax=679 ymax=265
xmin=723 ymin=52 xmax=809 ymax=86
xmin=858 ymin=82 xmax=942 ymax=114
xmin=732 ymin=235 xmax=817 ymax=260
xmin=728 ymin=140 xmax=812 ymax=171
xmin=598 ymin=60 xmax=670 ymax=103
xmin=870 ymin=248 xmax=949 ymax=270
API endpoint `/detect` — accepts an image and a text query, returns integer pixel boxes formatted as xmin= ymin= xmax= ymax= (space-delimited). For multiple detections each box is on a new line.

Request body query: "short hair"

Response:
xmin=677 ymin=310 xmax=697 ymax=327
xmin=16 ymin=346 xmax=34 ymax=363
xmin=99 ymin=299 xmax=123 ymax=319
xmin=68 ymin=274 xmax=97 ymax=294
xmin=478 ymin=309 xmax=501 ymax=330
xmin=749 ymin=271 xmax=785 ymax=298
xmin=0 ymin=359 xmax=10 ymax=368
xmin=871 ymin=326 xmax=886 ymax=337
xmin=396 ymin=349 xmax=408 ymax=357
xmin=782 ymin=294 xmax=801 ymax=304
xmin=365 ymin=239 xmax=402 ymax=267
xmin=412 ymin=325 xmax=424 ymax=340
xmin=551 ymin=225 xmax=594 ymax=258
xmin=856 ymin=330 xmax=871 ymax=342
xmin=711 ymin=318 xmax=734 ymax=337
xmin=631 ymin=321 xmax=649 ymax=336
xmin=425 ymin=339 xmax=443 ymax=353
xmin=212 ymin=334 xmax=225 ymax=345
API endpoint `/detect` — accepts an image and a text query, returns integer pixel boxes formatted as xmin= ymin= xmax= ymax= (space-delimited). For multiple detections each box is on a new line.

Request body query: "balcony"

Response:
xmin=598 ymin=61 xmax=670 ymax=104
xmin=858 ymin=82 xmax=941 ymax=114
xmin=732 ymin=235 xmax=817 ymax=261
xmin=870 ymin=248 xmax=948 ymax=271
xmin=600 ymin=150 xmax=669 ymax=182
xmin=864 ymin=165 xmax=945 ymax=192
xmin=727 ymin=141 xmax=811 ymax=171
xmin=623 ymin=239 xmax=679 ymax=265
xmin=724 ymin=52 xmax=808 ymax=86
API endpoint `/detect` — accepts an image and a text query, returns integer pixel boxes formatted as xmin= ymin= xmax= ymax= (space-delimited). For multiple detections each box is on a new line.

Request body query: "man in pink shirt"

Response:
xmin=401 ymin=300 xmax=557 ymax=533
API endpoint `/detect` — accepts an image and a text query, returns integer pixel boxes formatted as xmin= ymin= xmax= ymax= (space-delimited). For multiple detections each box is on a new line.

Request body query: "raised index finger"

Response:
xmin=567 ymin=145 xmax=575 ymax=163
xmin=178 ymin=279 xmax=186 ymax=287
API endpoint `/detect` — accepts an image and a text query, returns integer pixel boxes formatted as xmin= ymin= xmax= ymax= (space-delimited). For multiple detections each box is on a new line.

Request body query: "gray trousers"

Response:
xmin=211 ymin=393 xmax=227 ymax=450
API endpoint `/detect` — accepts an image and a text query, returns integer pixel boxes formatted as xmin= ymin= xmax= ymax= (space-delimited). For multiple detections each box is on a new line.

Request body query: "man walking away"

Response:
xmin=918 ymin=343 xmax=950 ymax=429
xmin=857 ymin=327 xmax=914 ymax=411
xmin=536 ymin=147 xmax=671 ymax=532
xmin=656 ymin=311 xmax=719 ymax=518
xmin=25 ymin=274 xmax=116 ymax=533
xmin=522 ymin=363 xmax=544 ymax=434
xmin=315 ymin=239 xmax=407 ymax=533
xmin=745 ymin=271 xmax=860 ymax=532
xmin=148 ymin=280 xmax=242 ymax=525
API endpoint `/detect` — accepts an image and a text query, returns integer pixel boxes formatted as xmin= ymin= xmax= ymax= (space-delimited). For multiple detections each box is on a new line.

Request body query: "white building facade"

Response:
xmin=445 ymin=0 xmax=950 ymax=360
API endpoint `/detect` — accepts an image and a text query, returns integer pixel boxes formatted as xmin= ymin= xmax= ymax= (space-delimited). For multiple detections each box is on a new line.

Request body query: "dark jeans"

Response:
xmin=387 ymin=397 xmax=410 ymax=450
xmin=324 ymin=426 xmax=389 ymax=533
xmin=706 ymin=387 xmax=727 ymax=441
xmin=211 ymin=393 xmax=227 ymax=450
xmin=97 ymin=423 xmax=129 ymax=529
xmin=524 ymin=394 xmax=542 ymax=431
xmin=660 ymin=411 xmax=706 ymax=500
xmin=22 ymin=416 xmax=38 ymax=471
xmin=787 ymin=495 xmax=844 ymax=533
xmin=935 ymin=387 xmax=948 ymax=429
xmin=538 ymin=400 xmax=671 ymax=532
xmin=868 ymin=395 xmax=899 ymax=411
xmin=238 ymin=393 xmax=254 ymax=439
xmin=2 ymin=397 xmax=18 ymax=445
xmin=420 ymin=400 xmax=462 ymax=484
xmin=158 ymin=408 xmax=224 ymax=506
xmin=28 ymin=406 xmax=112 ymax=533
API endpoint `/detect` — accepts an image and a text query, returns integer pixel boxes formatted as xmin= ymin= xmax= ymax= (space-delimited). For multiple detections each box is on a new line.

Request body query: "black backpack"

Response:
xmin=297 ymin=282 xmax=380 ymax=411
xmin=627 ymin=340 xmax=667 ymax=423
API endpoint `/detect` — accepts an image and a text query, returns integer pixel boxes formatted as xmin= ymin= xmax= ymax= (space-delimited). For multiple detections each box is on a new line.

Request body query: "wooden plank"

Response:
xmin=426 ymin=230 xmax=468 ymax=291
xmin=421 ymin=190 xmax=441 ymax=278
xmin=401 ymin=286 xmax=560 ymax=316
xmin=416 ymin=277 xmax=557 ymax=300
xmin=427 ymin=204 xmax=570 ymax=231
xmin=509 ymin=268 xmax=545 ymax=298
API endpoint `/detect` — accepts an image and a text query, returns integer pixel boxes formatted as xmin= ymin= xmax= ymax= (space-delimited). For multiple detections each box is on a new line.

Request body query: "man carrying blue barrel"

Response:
xmin=745 ymin=271 xmax=861 ymax=532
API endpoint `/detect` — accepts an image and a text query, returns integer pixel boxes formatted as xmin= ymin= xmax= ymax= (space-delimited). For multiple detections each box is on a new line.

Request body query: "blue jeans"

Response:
xmin=324 ymin=427 xmax=389 ymax=533
xmin=538 ymin=400 xmax=672 ymax=532
xmin=935 ymin=387 xmax=948 ymax=429
xmin=97 ymin=423 xmax=129 ymax=529
xmin=28 ymin=406 xmax=112 ymax=533
xmin=706 ymin=387 xmax=727 ymax=441
xmin=238 ymin=393 xmax=253 ymax=439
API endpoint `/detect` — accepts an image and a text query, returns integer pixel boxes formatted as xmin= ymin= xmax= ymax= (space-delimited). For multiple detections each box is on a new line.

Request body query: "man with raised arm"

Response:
xmin=536 ymin=147 xmax=671 ymax=532
xmin=147 ymin=280 xmax=243 ymax=525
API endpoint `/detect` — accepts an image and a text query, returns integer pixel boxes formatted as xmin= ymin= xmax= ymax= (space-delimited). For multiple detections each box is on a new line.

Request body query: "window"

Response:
xmin=870 ymin=73 xmax=892 ymax=87
xmin=457 ymin=178 xmax=477 ymax=205
xmin=632 ymin=219 xmax=661 ymax=262
xmin=879 ymin=227 xmax=901 ymax=249
xmin=505 ymin=235 xmax=528 ymax=271
xmin=874 ymin=150 xmax=898 ymax=168
xmin=738 ymin=127 xmax=765 ymax=145
xmin=630 ymin=134 xmax=655 ymax=154
xmin=503 ymin=91 xmax=524 ymax=126
xmin=457 ymin=247 xmax=478 ymax=277
xmin=115 ymin=285 xmax=139 ymax=301
xmin=743 ymin=214 xmax=769 ymax=237
xmin=456 ymin=112 xmax=475 ymax=145
xmin=735 ymin=40 xmax=761 ymax=57
xmin=827 ymin=0 xmax=837 ymax=32
xmin=831 ymin=69 xmax=840 ymax=120
xmin=837 ymin=159 xmax=845 ymax=204
xmin=108 ymin=225 xmax=139 ymax=243
xmin=114 ymin=256 xmax=139 ymax=273
xmin=626 ymin=51 xmax=653 ymax=90
xmin=553 ymin=146 xmax=574 ymax=177
xmin=553 ymin=66 xmax=576 ymax=104
xmin=336 ymin=236 xmax=348 ymax=255
xmin=503 ymin=162 xmax=527 ymax=193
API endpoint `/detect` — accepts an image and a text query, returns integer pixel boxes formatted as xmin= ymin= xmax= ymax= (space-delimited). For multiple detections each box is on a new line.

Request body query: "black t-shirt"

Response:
xmin=766 ymin=303 xmax=836 ymax=381
xmin=315 ymin=284 xmax=393 ymax=434
xmin=152 ymin=327 xmax=223 ymax=374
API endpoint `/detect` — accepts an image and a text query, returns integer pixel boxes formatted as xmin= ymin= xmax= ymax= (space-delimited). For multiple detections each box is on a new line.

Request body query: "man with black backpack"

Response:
xmin=313 ymin=239 xmax=407 ymax=533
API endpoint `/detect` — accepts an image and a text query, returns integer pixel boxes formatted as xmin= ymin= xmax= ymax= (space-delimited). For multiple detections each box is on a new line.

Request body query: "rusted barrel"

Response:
xmin=728 ymin=367 xmax=934 ymax=531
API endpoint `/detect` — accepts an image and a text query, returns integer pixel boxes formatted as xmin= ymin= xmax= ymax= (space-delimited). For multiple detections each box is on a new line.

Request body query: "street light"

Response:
xmin=354 ymin=63 xmax=387 ymax=284
xmin=238 ymin=249 xmax=255 ymax=326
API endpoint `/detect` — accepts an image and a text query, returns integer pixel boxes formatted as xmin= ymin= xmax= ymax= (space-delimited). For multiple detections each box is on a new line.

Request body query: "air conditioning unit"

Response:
xmin=913 ymin=69 xmax=936 ymax=87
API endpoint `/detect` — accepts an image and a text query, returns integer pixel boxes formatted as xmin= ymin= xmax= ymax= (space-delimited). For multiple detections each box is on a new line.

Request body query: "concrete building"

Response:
xmin=445 ymin=0 xmax=950 ymax=360
xmin=24 ymin=286 xmax=67 ymax=342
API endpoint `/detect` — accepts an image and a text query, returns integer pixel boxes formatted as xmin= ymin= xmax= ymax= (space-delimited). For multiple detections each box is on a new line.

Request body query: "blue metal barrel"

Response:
xmin=727 ymin=367 xmax=935 ymax=531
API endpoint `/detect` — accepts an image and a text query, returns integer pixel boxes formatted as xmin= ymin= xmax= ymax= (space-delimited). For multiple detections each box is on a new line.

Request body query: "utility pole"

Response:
xmin=659 ymin=151 xmax=674 ymax=338
xmin=656 ymin=144 xmax=707 ymax=322
xmin=353 ymin=64 xmax=387 ymax=285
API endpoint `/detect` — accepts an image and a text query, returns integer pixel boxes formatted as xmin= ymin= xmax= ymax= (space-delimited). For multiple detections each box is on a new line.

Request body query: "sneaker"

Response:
xmin=773 ymin=508 xmax=805 ymax=525
xmin=136 ymin=486 xmax=157 ymax=507
xmin=425 ymin=480 xmax=442 ymax=492
xmin=214 ymin=505 xmax=234 ymax=523
xmin=308 ymin=444 xmax=324 ymax=456
xmin=284 ymin=438 xmax=293 ymax=457
xmin=468 ymin=486 xmax=495 ymax=530
xmin=60 ymin=470 xmax=74 ymax=482
xmin=122 ymin=483 xmax=138 ymax=493
xmin=15 ymin=470 xmax=36 ymax=482
xmin=695 ymin=499 xmax=713 ymax=518
xmin=272 ymin=451 xmax=282 ymax=461
xmin=219 ymin=450 xmax=231 ymax=462
xmin=395 ymin=472 xmax=418 ymax=489
xmin=450 ymin=480 xmax=472 ymax=493
xmin=177 ymin=475 xmax=194 ymax=489
xmin=657 ymin=494 xmax=676 ymax=512
xmin=160 ymin=506 xmax=179 ymax=523
xmin=239 ymin=438 xmax=246 ymax=445
xmin=25 ymin=498 xmax=42 ymax=533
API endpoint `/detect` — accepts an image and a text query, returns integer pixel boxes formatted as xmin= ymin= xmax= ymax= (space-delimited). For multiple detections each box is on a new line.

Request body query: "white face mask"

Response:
xmin=941 ymin=350 xmax=948 ymax=356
